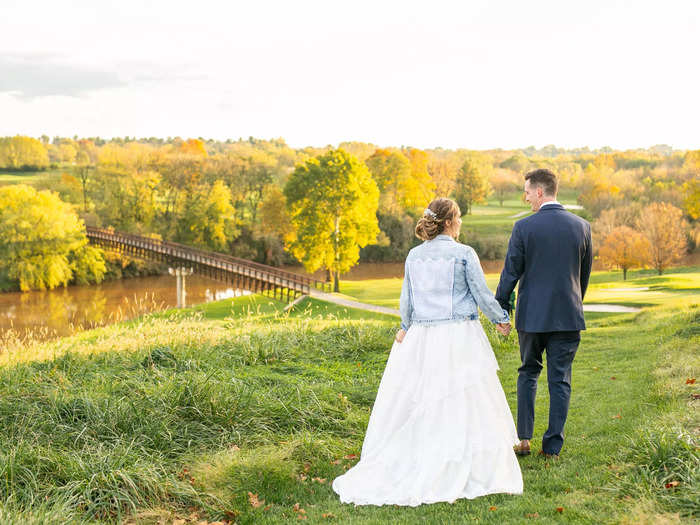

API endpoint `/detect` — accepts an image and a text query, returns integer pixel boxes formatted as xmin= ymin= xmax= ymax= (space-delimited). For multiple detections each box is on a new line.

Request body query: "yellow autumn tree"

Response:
xmin=637 ymin=202 xmax=688 ymax=275
xmin=0 ymin=185 xmax=105 ymax=291
xmin=598 ymin=226 xmax=651 ymax=280
xmin=401 ymin=148 xmax=436 ymax=211
xmin=284 ymin=149 xmax=379 ymax=292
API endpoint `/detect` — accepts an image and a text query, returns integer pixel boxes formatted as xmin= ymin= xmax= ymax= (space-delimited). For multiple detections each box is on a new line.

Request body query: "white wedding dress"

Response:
xmin=332 ymin=319 xmax=523 ymax=506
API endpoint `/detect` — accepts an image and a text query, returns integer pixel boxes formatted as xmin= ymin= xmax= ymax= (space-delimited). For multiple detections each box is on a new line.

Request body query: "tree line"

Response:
xmin=0 ymin=135 xmax=698 ymax=290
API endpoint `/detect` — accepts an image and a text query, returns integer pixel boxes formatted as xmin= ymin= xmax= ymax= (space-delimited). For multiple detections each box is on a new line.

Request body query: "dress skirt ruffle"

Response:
xmin=332 ymin=319 xmax=523 ymax=506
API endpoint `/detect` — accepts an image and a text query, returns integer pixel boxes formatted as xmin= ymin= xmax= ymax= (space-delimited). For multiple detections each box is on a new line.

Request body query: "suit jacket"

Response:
xmin=495 ymin=203 xmax=592 ymax=333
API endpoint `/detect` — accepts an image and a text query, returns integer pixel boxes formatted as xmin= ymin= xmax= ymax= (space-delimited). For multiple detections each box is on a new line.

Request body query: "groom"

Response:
xmin=495 ymin=169 xmax=592 ymax=459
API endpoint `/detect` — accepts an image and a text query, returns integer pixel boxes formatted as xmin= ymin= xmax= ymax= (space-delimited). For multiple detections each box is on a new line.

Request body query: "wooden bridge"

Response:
xmin=85 ymin=226 xmax=329 ymax=302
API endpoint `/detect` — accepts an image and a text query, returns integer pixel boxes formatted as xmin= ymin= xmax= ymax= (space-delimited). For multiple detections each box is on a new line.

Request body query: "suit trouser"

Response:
xmin=516 ymin=330 xmax=580 ymax=455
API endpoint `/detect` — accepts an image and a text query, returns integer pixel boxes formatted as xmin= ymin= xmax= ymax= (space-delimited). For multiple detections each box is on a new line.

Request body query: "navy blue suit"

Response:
xmin=495 ymin=203 xmax=592 ymax=454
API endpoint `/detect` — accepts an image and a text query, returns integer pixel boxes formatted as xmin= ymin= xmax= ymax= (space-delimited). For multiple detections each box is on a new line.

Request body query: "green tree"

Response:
xmin=365 ymin=148 xmax=411 ymax=215
xmin=176 ymin=180 xmax=237 ymax=251
xmin=0 ymin=185 xmax=105 ymax=291
xmin=454 ymin=154 xmax=492 ymax=214
xmin=284 ymin=149 xmax=379 ymax=292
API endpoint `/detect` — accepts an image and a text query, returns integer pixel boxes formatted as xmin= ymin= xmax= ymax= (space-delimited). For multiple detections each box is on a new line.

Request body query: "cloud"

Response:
xmin=0 ymin=54 xmax=126 ymax=99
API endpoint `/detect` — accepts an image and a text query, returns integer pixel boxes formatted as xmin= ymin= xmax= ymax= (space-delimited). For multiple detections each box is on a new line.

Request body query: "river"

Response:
xmin=2 ymin=253 xmax=697 ymax=343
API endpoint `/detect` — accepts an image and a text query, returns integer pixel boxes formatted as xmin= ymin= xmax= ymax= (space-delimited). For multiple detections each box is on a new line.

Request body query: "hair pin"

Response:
xmin=424 ymin=208 xmax=437 ymax=219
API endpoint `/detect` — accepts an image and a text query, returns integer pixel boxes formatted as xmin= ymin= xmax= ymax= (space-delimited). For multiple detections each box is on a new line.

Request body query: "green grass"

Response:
xmin=0 ymin=170 xmax=62 ymax=186
xmin=336 ymin=268 xmax=700 ymax=314
xmin=462 ymin=189 xmax=581 ymax=238
xmin=0 ymin=288 xmax=697 ymax=523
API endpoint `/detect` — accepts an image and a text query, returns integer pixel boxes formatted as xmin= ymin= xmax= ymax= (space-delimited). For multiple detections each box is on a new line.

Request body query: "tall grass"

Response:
xmin=0 ymin=296 xmax=696 ymax=522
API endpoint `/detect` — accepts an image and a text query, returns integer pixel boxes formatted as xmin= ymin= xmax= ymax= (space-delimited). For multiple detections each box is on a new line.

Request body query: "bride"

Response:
xmin=332 ymin=197 xmax=523 ymax=506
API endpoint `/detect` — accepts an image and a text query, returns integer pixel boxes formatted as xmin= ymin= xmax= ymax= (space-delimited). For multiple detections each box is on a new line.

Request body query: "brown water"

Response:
xmin=0 ymin=274 xmax=248 ymax=342
xmin=2 ymin=253 xmax=697 ymax=342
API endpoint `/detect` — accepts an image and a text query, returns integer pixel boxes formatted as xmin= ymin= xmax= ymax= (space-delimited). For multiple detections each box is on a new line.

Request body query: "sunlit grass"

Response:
xmin=0 ymin=280 xmax=697 ymax=522
xmin=338 ymin=268 xmax=700 ymax=312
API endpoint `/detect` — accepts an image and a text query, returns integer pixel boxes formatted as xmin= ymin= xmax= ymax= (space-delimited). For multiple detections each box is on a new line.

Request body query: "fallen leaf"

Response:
xmin=303 ymin=462 xmax=311 ymax=472
xmin=556 ymin=507 xmax=564 ymax=513
xmin=686 ymin=378 xmax=696 ymax=384
xmin=489 ymin=506 xmax=497 ymax=511
xmin=322 ymin=512 xmax=336 ymax=518
xmin=263 ymin=504 xmax=272 ymax=511
xmin=231 ymin=445 xmax=240 ymax=451
xmin=331 ymin=459 xmax=342 ymax=465
xmin=665 ymin=481 xmax=680 ymax=488
xmin=248 ymin=492 xmax=265 ymax=508
xmin=692 ymin=393 xmax=700 ymax=400
xmin=525 ymin=512 xmax=540 ymax=518
xmin=312 ymin=477 xmax=327 ymax=483
xmin=610 ymin=376 xmax=617 ymax=380
xmin=293 ymin=503 xmax=302 ymax=512
xmin=298 ymin=474 xmax=308 ymax=482
xmin=344 ymin=454 xmax=358 ymax=460
xmin=612 ymin=414 xmax=622 ymax=419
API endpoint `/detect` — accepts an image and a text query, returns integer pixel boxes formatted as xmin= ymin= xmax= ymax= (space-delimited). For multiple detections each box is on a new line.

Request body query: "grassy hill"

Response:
xmin=0 ymin=286 xmax=697 ymax=523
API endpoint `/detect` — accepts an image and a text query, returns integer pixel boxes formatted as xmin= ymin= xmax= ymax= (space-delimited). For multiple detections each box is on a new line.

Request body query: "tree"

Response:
xmin=593 ymin=205 xmax=642 ymax=247
xmin=365 ymin=148 xmax=411 ymax=215
xmin=365 ymin=149 xmax=410 ymax=214
xmin=0 ymin=184 xmax=105 ymax=291
xmin=401 ymin=148 xmax=436 ymax=211
xmin=0 ymin=136 xmax=49 ymax=170
xmin=598 ymin=226 xmax=651 ymax=280
xmin=637 ymin=202 xmax=688 ymax=275
xmin=176 ymin=180 xmax=237 ymax=251
xmin=284 ymin=149 xmax=379 ymax=292
xmin=683 ymin=179 xmax=700 ymax=220
xmin=491 ymin=169 xmax=519 ymax=206
xmin=454 ymin=155 xmax=492 ymax=214
xmin=428 ymin=157 xmax=458 ymax=197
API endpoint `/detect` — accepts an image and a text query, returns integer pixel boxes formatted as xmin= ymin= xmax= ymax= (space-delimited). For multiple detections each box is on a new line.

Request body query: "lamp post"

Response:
xmin=168 ymin=267 xmax=194 ymax=308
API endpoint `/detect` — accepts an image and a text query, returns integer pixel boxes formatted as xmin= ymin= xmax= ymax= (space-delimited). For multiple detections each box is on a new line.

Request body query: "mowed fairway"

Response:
xmin=0 ymin=283 xmax=697 ymax=523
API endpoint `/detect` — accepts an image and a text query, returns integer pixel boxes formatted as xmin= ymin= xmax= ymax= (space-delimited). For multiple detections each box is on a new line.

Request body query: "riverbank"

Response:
xmin=0 ymin=290 xmax=696 ymax=523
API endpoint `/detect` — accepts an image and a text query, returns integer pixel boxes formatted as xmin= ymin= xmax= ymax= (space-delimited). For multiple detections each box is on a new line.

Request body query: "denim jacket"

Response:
xmin=399 ymin=234 xmax=510 ymax=330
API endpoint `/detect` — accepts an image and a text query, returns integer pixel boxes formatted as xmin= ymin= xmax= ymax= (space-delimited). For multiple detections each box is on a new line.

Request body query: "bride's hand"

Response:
xmin=496 ymin=323 xmax=512 ymax=336
xmin=395 ymin=329 xmax=406 ymax=343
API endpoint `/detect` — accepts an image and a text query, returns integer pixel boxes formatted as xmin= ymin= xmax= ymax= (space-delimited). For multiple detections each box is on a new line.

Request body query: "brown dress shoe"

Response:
xmin=513 ymin=443 xmax=531 ymax=456
xmin=538 ymin=450 xmax=560 ymax=460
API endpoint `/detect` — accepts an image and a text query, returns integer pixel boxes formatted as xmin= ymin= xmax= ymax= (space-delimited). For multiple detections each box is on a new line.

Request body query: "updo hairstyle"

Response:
xmin=415 ymin=198 xmax=461 ymax=241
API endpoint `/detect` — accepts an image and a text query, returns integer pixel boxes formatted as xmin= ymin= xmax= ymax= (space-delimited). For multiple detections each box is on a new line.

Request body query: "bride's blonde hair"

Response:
xmin=415 ymin=198 xmax=461 ymax=241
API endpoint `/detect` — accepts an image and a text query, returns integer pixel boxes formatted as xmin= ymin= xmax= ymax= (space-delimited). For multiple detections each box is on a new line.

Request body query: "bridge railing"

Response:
xmin=85 ymin=226 xmax=329 ymax=292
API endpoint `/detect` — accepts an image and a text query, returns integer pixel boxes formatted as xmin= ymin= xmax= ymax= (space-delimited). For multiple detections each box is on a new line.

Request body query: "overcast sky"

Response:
xmin=1 ymin=0 xmax=698 ymax=150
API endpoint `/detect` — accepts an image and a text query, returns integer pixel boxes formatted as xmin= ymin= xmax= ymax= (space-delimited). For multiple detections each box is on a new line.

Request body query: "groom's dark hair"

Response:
xmin=524 ymin=169 xmax=558 ymax=197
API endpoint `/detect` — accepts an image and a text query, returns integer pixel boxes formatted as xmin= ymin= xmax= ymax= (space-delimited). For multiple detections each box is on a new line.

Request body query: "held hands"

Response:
xmin=395 ymin=329 xmax=406 ymax=343
xmin=495 ymin=322 xmax=512 ymax=337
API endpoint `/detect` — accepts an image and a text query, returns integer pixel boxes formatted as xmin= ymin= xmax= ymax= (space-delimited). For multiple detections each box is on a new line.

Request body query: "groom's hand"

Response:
xmin=496 ymin=323 xmax=512 ymax=336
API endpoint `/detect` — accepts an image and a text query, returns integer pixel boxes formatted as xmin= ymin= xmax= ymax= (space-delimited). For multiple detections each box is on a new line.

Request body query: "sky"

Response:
xmin=1 ymin=0 xmax=699 ymax=151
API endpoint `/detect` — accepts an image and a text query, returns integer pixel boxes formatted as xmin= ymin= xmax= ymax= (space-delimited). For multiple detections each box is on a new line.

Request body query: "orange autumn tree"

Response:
xmin=598 ymin=226 xmax=651 ymax=280
xmin=637 ymin=202 xmax=688 ymax=275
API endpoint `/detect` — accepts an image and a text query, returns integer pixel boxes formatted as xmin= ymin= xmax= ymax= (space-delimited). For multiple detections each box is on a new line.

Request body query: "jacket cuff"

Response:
xmin=400 ymin=321 xmax=410 ymax=331
xmin=491 ymin=310 xmax=510 ymax=324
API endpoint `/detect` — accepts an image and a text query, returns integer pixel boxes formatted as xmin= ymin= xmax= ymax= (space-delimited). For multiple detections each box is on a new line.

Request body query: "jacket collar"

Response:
xmin=430 ymin=234 xmax=456 ymax=241
xmin=537 ymin=203 xmax=565 ymax=212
